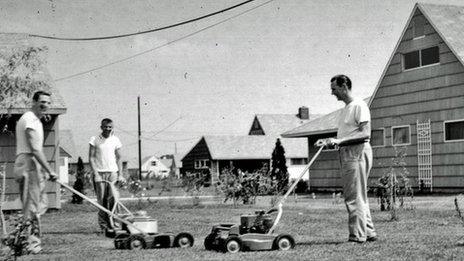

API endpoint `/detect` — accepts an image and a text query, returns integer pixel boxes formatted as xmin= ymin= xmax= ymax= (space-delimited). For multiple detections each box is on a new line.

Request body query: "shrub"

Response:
xmin=375 ymin=146 xmax=413 ymax=220
xmin=216 ymin=164 xmax=277 ymax=206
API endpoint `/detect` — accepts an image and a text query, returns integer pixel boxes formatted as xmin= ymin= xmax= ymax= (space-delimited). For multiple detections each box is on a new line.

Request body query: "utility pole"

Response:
xmin=138 ymin=96 xmax=142 ymax=181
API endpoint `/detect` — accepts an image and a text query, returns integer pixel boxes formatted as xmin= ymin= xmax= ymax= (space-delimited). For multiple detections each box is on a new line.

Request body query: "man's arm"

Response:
xmin=315 ymin=121 xmax=371 ymax=147
xmin=115 ymin=148 xmax=124 ymax=180
xmin=88 ymin=144 xmax=98 ymax=175
xmin=25 ymin=128 xmax=57 ymax=180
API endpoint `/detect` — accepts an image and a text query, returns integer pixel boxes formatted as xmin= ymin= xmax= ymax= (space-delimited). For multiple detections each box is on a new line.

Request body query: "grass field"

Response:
xmin=3 ymin=195 xmax=464 ymax=260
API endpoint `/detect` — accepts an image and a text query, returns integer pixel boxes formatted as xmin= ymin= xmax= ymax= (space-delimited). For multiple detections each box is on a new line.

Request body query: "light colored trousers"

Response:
xmin=339 ymin=142 xmax=376 ymax=241
xmin=93 ymin=171 xmax=118 ymax=230
xmin=14 ymin=153 xmax=48 ymax=220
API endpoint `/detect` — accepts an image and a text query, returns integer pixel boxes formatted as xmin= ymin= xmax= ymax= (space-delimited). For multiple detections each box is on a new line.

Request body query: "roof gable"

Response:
xmin=368 ymin=3 xmax=464 ymax=107
xmin=250 ymin=114 xmax=314 ymax=136
xmin=248 ymin=116 xmax=265 ymax=135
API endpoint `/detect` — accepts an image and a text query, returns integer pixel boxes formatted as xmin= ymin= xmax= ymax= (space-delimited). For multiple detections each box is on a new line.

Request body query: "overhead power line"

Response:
xmin=29 ymin=0 xmax=256 ymax=41
xmin=113 ymin=116 xmax=183 ymax=140
xmin=53 ymin=0 xmax=275 ymax=82
xmin=124 ymin=136 xmax=198 ymax=147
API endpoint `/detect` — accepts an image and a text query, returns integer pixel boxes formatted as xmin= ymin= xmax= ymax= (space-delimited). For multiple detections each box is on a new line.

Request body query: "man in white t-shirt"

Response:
xmin=14 ymin=91 xmax=58 ymax=254
xmin=316 ymin=75 xmax=377 ymax=243
xmin=89 ymin=118 xmax=123 ymax=235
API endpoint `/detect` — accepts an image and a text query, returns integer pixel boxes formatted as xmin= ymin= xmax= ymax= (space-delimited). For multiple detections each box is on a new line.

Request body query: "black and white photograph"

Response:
xmin=1 ymin=0 xmax=464 ymax=260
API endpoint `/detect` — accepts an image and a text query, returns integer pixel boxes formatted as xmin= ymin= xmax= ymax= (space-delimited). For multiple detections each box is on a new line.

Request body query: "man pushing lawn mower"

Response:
xmin=88 ymin=118 xmax=125 ymax=237
xmin=7 ymin=91 xmax=58 ymax=255
xmin=315 ymin=75 xmax=378 ymax=243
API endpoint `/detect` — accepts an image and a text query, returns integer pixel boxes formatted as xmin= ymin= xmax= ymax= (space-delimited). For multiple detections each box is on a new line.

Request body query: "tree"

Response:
xmin=271 ymin=138 xmax=288 ymax=193
xmin=0 ymin=45 xmax=52 ymax=134
xmin=71 ymin=157 xmax=85 ymax=204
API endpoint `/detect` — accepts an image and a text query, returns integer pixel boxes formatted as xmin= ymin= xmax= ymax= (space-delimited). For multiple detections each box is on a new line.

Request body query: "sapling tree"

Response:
xmin=181 ymin=172 xmax=206 ymax=206
xmin=71 ymin=157 xmax=86 ymax=204
xmin=375 ymin=146 xmax=413 ymax=221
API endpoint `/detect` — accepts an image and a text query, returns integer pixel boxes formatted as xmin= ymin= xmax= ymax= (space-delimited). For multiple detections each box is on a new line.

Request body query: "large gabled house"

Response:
xmin=0 ymin=33 xmax=66 ymax=209
xmin=283 ymin=3 xmax=464 ymax=192
xmin=182 ymin=107 xmax=321 ymax=183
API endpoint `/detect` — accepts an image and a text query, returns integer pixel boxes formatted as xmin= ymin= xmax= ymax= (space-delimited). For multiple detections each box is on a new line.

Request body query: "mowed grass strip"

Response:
xmin=6 ymin=195 xmax=464 ymax=261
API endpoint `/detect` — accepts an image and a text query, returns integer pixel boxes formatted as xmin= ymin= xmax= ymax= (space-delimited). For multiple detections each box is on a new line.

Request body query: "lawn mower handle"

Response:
xmin=55 ymin=180 xmax=147 ymax=235
xmin=266 ymin=146 xmax=324 ymax=234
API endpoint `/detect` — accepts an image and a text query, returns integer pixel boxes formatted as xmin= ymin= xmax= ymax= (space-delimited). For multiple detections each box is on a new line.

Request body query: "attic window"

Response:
xmin=412 ymin=17 xmax=425 ymax=39
xmin=403 ymin=46 xmax=439 ymax=70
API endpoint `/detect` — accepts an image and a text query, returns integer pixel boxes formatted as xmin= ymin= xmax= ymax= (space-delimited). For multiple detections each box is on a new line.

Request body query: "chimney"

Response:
xmin=298 ymin=106 xmax=309 ymax=120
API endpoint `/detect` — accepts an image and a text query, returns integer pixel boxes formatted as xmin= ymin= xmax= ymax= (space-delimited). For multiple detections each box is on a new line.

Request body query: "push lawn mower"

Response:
xmin=204 ymin=146 xmax=324 ymax=253
xmin=57 ymin=180 xmax=194 ymax=250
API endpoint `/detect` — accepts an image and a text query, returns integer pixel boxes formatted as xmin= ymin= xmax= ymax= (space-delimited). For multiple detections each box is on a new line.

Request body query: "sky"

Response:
xmin=2 ymin=0 xmax=464 ymax=165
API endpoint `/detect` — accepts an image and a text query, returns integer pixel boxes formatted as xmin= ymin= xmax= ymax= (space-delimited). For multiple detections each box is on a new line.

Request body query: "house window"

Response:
xmin=194 ymin=159 xmax=210 ymax=169
xmin=444 ymin=119 xmax=464 ymax=142
xmin=412 ymin=17 xmax=425 ymax=38
xmin=403 ymin=46 xmax=439 ymax=70
xmin=151 ymin=161 xmax=157 ymax=166
xmin=290 ymin=158 xmax=309 ymax=165
xmin=392 ymin=125 xmax=411 ymax=146
xmin=371 ymin=128 xmax=385 ymax=147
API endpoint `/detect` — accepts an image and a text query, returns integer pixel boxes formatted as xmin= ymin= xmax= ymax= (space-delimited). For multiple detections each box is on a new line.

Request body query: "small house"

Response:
xmin=182 ymin=107 xmax=321 ymax=183
xmin=0 ymin=33 xmax=66 ymax=209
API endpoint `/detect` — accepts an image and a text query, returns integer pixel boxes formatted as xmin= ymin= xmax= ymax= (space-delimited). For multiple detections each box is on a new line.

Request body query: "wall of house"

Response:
xmin=306 ymin=133 xmax=342 ymax=190
xmin=59 ymin=156 xmax=69 ymax=184
xmin=0 ymin=115 xmax=61 ymax=210
xmin=181 ymin=138 xmax=211 ymax=171
xmin=369 ymin=9 xmax=464 ymax=190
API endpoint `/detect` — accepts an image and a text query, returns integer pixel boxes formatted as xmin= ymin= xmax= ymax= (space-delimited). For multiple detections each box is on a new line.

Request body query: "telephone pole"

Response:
xmin=138 ymin=96 xmax=142 ymax=180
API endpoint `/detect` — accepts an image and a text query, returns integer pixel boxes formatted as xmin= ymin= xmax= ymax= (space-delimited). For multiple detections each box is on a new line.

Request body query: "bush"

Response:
xmin=375 ymin=146 xmax=414 ymax=220
xmin=216 ymin=164 xmax=277 ymax=206
xmin=294 ymin=180 xmax=309 ymax=194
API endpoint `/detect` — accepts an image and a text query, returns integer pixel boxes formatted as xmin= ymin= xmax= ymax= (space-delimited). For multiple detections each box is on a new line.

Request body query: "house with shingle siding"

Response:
xmin=283 ymin=3 xmax=464 ymax=192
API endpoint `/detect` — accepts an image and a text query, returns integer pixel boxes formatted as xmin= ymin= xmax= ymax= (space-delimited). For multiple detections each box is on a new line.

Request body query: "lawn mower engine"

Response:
xmin=239 ymin=211 xmax=274 ymax=234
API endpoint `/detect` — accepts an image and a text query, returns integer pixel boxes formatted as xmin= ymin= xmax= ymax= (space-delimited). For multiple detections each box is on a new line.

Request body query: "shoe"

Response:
xmin=367 ymin=236 xmax=378 ymax=242
xmin=105 ymin=228 xmax=116 ymax=238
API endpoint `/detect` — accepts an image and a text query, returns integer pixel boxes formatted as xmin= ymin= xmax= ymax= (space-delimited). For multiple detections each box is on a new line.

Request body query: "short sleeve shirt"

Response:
xmin=337 ymin=98 xmax=371 ymax=140
xmin=89 ymin=135 xmax=122 ymax=172
xmin=16 ymin=111 xmax=44 ymax=155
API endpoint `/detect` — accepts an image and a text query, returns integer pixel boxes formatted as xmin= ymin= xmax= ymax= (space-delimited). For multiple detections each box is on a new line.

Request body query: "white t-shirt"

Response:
xmin=337 ymin=98 xmax=371 ymax=140
xmin=16 ymin=111 xmax=44 ymax=155
xmin=89 ymin=134 xmax=122 ymax=172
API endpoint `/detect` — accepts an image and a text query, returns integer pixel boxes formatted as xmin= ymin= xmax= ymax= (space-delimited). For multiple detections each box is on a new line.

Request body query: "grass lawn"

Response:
xmin=3 ymin=195 xmax=464 ymax=260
